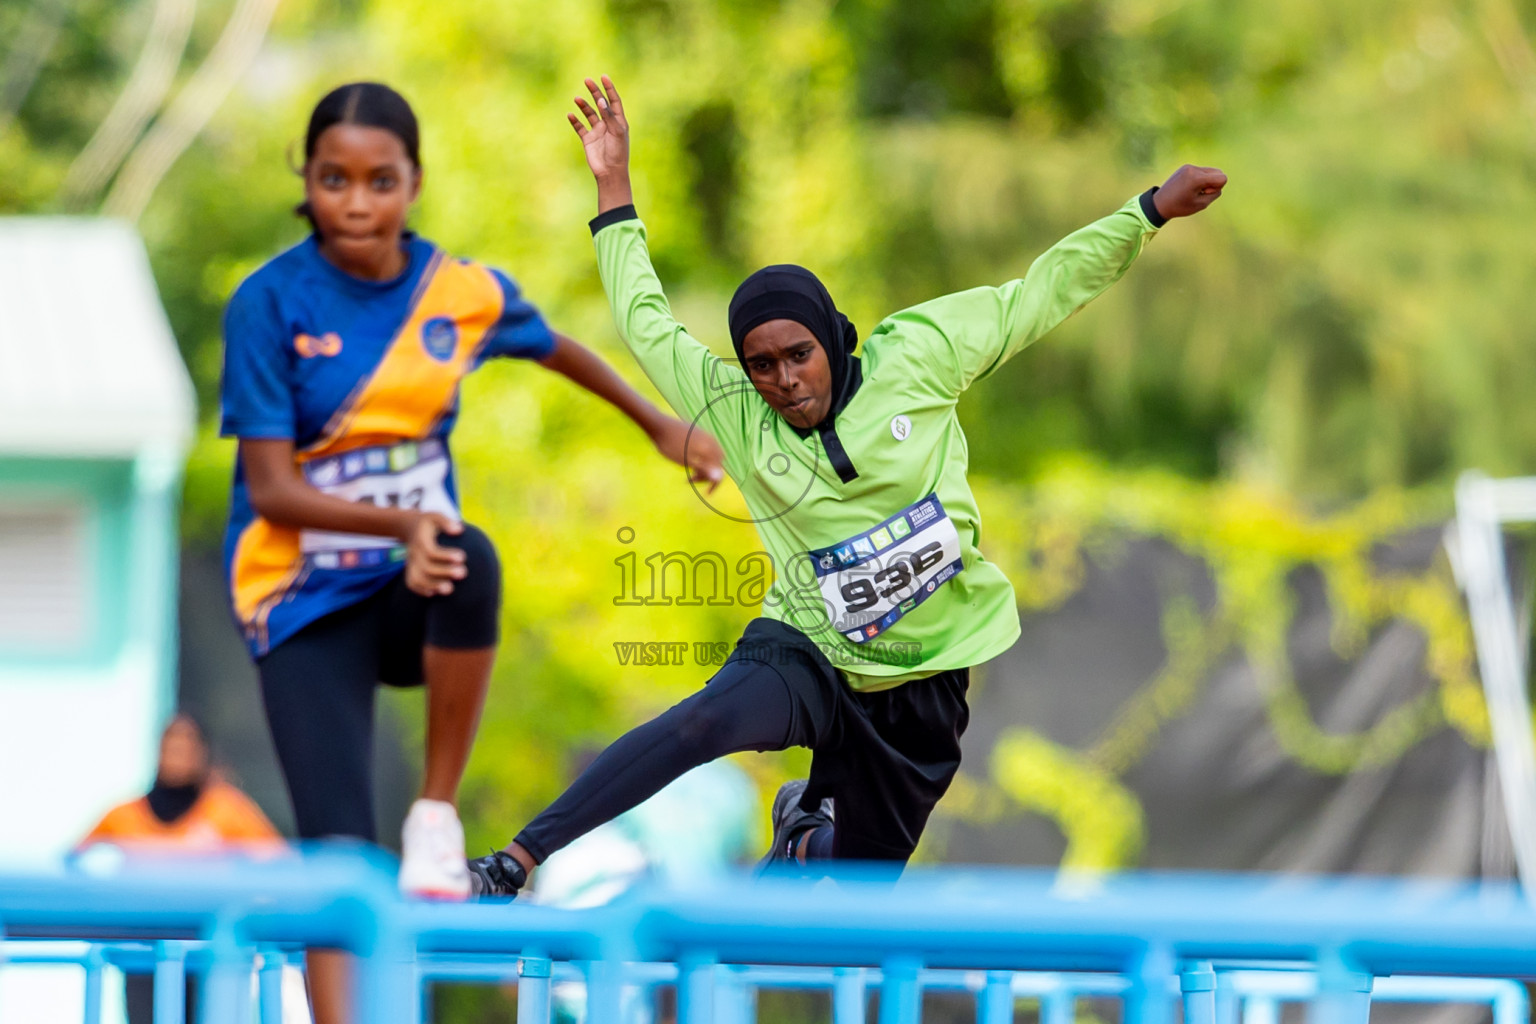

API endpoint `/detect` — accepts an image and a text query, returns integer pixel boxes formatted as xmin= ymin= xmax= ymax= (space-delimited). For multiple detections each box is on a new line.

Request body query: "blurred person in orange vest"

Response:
xmin=81 ymin=713 xmax=281 ymax=851
xmin=79 ymin=714 xmax=286 ymax=1024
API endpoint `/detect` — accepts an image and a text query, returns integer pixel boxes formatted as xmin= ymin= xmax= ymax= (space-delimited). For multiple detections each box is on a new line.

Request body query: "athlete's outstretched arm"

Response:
xmin=538 ymin=332 xmax=724 ymax=493
xmin=886 ymin=164 xmax=1227 ymax=399
xmin=567 ymin=76 xmax=754 ymax=473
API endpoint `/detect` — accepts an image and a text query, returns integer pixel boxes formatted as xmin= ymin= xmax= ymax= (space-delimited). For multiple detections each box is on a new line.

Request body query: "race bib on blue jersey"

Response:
xmin=807 ymin=493 xmax=965 ymax=644
xmin=298 ymin=439 xmax=458 ymax=569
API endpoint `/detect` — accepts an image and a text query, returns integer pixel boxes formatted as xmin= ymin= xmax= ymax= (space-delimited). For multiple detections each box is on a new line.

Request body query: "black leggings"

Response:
xmin=256 ymin=524 xmax=500 ymax=841
xmin=515 ymin=653 xmax=801 ymax=862
xmin=515 ymin=619 xmax=969 ymax=864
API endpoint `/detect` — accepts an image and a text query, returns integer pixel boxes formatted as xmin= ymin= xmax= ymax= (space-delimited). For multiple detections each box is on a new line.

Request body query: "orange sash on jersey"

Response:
xmin=231 ymin=255 xmax=506 ymax=648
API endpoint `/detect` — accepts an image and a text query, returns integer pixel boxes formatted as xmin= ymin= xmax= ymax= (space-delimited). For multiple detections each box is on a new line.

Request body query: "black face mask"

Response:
xmin=146 ymin=776 xmax=204 ymax=825
xmin=728 ymin=264 xmax=863 ymax=482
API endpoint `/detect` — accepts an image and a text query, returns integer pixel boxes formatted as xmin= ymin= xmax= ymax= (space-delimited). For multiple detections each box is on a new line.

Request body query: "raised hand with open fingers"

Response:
xmin=1152 ymin=164 xmax=1228 ymax=220
xmin=568 ymin=75 xmax=629 ymax=182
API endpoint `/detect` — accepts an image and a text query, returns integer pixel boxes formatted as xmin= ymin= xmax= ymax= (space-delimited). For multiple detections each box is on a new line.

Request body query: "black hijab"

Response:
xmin=728 ymin=264 xmax=863 ymax=482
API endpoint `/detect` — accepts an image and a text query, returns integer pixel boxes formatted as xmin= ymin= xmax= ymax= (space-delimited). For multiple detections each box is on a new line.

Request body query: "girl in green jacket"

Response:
xmin=470 ymin=77 xmax=1225 ymax=895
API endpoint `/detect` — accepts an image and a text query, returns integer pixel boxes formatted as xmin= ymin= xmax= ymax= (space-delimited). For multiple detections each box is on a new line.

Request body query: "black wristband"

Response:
xmin=589 ymin=204 xmax=640 ymax=236
xmin=1138 ymin=187 xmax=1167 ymax=228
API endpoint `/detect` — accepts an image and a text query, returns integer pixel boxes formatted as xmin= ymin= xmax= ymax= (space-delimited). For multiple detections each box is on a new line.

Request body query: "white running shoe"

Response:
xmin=399 ymin=798 xmax=472 ymax=899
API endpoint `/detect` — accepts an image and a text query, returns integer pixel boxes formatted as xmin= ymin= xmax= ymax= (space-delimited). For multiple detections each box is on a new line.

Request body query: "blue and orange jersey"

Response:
xmin=219 ymin=234 xmax=555 ymax=656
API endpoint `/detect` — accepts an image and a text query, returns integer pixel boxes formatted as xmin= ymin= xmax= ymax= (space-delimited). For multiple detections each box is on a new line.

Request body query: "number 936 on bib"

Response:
xmin=806 ymin=493 xmax=965 ymax=644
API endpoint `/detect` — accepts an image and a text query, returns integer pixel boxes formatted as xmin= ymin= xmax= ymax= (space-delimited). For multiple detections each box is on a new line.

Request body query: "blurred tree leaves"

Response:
xmin=9 ymin=0 xmax=1536 ymax=493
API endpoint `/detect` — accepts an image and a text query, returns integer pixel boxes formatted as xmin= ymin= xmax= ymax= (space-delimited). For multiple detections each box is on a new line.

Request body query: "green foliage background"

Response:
xmin=5 ymin=0 xmax=1530 ymax=874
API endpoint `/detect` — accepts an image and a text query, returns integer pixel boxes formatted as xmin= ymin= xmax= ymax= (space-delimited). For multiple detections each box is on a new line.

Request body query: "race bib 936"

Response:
xmin=806 ymin=493 xmax=965 ymax=644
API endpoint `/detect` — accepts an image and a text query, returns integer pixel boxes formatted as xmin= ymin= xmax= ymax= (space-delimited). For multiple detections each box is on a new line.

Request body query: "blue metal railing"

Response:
xmin=2 ymin=849 xmax=1534 ymax=1024
xmin=6 ymin=943 xmax=1527 ymax=1024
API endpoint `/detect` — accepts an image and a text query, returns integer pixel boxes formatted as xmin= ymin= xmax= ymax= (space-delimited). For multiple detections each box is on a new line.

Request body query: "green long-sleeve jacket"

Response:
xmin=595 ymin=196 xmax=1160 ymax=690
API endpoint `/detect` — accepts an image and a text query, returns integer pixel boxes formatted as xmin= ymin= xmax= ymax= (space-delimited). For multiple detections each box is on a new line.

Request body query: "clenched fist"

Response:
xmin=1153 ymin=165 xmax=1227 ymax=219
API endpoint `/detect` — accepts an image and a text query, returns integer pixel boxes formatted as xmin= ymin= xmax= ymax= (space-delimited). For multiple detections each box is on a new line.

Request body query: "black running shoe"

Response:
xmin=466 ymin=849 xmax=527 ymax=899
xmin=757 ymin=779 xmax=834 ymax=872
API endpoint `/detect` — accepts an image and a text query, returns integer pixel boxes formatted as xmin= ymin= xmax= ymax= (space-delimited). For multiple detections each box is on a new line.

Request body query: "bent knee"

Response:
xmin=440 ymin=522 xmax=500 ymax=579
xmin=425 ymin=521 xmax=501 ymax=647
xmin=662 ymin=689 xmax=740 ymax=756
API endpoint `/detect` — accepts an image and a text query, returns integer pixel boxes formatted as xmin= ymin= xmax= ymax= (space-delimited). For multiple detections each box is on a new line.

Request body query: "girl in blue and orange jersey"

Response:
xmin=219 ymin=83 xmax=722 ymax=1016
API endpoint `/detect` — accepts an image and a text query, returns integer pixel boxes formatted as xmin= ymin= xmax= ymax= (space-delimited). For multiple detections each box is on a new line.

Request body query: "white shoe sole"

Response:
xmin=399 ymin=863 xmax=471 ymax=900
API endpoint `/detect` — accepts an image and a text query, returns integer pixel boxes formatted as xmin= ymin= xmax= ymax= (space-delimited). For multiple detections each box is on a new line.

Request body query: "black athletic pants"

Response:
xmin=255 ymin=524 xmax=501 ymax=842
xmin=515 ymin=618 xmax=970 ymax=864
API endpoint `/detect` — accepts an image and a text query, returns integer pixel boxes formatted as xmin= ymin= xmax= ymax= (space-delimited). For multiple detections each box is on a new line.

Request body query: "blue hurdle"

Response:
xmin=6 ymin=944 xmax=1526 ymax=1024
xmin=3 ymin=848 xmax=1536 ymax=1024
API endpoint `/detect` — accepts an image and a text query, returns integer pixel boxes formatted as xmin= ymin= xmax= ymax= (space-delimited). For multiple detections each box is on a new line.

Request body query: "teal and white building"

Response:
xmin=0 ymin=218 xmax=195 ymax=860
